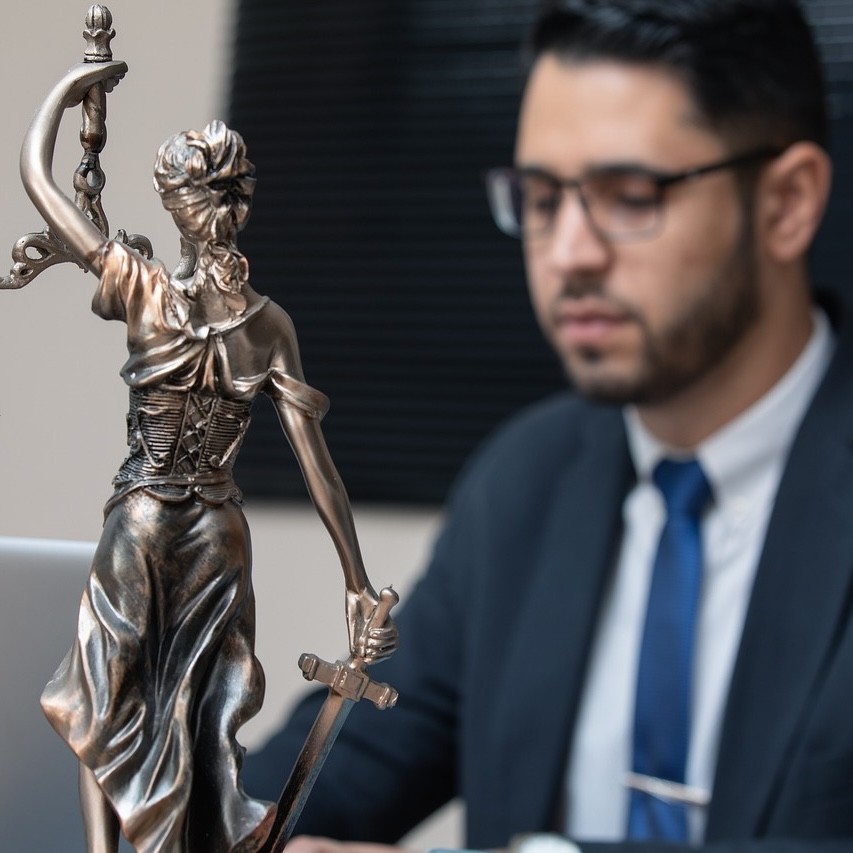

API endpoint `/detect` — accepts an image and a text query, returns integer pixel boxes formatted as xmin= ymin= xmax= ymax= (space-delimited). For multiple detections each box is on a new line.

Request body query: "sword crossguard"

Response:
xmin=298 ymin=653 xmax=398 ymax=710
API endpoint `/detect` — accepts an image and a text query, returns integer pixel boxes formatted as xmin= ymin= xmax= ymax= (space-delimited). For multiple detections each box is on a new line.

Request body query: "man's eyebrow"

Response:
xmin=514 ymin=160 xmax=669 ymax=177
xmin=513 ymin=163 xmax=557 ymax=177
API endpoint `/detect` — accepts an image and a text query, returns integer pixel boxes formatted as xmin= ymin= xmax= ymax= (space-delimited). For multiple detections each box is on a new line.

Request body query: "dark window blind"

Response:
xmin=227 ymin=0 xmax=853 ymax=505
xmin=805 ymin=1 xmax=853 ymax=287
xmin=228 ymin=0 xmax=564 ymax=504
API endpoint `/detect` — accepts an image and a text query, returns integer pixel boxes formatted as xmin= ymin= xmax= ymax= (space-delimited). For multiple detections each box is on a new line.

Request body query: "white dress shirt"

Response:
xmin=564 ymin=308 xmax=834 ymax=844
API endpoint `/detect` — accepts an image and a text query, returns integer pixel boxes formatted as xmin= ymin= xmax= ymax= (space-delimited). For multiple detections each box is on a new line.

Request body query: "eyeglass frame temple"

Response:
xmin=652 ymin=145 xmax=783 ymax=190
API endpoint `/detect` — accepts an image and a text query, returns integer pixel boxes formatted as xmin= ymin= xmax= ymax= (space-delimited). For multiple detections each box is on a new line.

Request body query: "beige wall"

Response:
xmin=0 ymin=1 xmax=459 ymax=846
xmin=0 ymin=0 xmax=237 ymax=543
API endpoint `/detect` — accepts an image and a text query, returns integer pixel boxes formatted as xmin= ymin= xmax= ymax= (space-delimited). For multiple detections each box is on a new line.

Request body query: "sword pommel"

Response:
xmin=298 ymin=653 xmax=398 ymax=709
xmin=374 ymin=586 xmax=399 ymax=622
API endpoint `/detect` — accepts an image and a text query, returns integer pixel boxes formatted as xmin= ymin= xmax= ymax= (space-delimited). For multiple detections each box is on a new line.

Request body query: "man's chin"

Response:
xmin=567 ymin=362 xmax=701 ymax=408
xmin=563 ymin=359 xmax=648 ymax=406
xmin=569 ymin=378 xmax=642 ymax=406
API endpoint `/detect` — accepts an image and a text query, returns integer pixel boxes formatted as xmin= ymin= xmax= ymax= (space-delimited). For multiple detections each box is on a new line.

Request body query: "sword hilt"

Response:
xmin=298 ymin=653 xmax=398 ymax=709
xmin=297 ymin=585 xmax=399 ymax=709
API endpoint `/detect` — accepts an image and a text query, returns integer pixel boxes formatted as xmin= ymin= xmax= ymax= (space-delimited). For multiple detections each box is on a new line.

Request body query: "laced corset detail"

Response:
xmin=108 ymin=386 xmax=252 ymax=511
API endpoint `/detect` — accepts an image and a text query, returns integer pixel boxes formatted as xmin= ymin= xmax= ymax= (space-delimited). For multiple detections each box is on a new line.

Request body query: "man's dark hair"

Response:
xmin=526 ymin=0 xmax=828 ymax=151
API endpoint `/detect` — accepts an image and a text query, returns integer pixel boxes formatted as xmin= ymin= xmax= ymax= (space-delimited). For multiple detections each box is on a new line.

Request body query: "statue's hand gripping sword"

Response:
xmin=263 ymin=587 xmax=400 ymax=853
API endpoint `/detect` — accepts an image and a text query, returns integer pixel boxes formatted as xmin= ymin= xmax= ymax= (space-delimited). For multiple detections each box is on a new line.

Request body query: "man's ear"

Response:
xmin=755 ymin=141 xmax=832 ymax=263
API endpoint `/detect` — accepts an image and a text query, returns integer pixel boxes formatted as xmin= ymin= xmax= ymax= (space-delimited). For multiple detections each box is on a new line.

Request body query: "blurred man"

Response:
xmin=245 ymin=2 xmax=853 ymax=850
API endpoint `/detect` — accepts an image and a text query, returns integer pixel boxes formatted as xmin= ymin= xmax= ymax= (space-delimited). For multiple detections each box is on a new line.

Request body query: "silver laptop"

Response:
xmin=0 ymin=537 xmax=93 ymax=850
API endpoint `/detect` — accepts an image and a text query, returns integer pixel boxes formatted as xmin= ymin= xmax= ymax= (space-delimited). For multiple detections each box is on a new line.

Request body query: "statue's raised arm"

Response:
xmin=19 ymin=59 xmax=127 ymax=275
xmin=2 ymin=6 xmax=151 ymax=289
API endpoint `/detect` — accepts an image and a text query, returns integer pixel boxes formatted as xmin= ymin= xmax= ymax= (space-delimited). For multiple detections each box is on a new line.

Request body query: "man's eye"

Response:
xmin=589 ymin=173 xmax=658 ymax=209
xmin=521 ymin=180 xmax=559 ymax=212
xmin=527 ymin=192 xmax=559 ymax=212
xmin=614 ymin=192 xmax=658 ymax=209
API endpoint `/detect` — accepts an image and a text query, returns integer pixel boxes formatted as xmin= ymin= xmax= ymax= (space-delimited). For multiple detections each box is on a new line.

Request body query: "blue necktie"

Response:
xmin=627 ymin=457 xmax=711 ymax=841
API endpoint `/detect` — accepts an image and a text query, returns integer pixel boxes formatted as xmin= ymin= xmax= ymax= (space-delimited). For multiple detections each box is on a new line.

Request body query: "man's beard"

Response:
xmin=562 ymin=231 xmax=761 ymax=406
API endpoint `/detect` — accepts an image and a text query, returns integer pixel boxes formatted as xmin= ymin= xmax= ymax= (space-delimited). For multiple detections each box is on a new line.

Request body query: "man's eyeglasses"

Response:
xmin=485 ymin=147 xmax=781 ymax=242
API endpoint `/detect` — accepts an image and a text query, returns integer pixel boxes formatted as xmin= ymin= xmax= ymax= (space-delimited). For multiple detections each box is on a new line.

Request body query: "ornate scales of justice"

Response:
xmin=2 ymin=7 xmax=400 ymax=853
xmin=1 ymin=5 xmax=153 ymax=289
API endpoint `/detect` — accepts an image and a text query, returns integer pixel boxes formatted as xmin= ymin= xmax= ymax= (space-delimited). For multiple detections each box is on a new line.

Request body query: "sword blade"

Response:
xmin=263 ymin=691 xmax=354 ymax=853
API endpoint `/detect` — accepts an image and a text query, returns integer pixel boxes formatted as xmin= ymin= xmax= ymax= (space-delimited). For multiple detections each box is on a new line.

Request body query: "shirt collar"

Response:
xmin=624 ymin=307 xmax=835 ymax=500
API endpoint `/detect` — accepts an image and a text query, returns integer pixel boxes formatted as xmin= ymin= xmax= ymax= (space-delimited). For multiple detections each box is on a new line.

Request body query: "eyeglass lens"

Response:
xmin=493 ymin=169 xmax=663 ymax=239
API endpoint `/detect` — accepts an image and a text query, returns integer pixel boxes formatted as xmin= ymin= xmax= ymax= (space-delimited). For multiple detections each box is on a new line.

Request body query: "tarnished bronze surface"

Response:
xmin=5 ymin=7 xmax=399 ymax=851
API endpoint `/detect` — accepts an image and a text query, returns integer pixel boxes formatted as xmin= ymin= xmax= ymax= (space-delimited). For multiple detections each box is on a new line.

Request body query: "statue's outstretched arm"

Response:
xmin=274 ymin=399 xmax=398 ymax=663
xmin=19 ymin=60 xmax=127 ymax=275
xmin=277 ymin=401 xmax=368 ymax=591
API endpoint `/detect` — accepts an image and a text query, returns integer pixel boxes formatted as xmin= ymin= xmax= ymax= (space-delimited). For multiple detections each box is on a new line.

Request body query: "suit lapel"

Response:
xmin=493 ymin=405 xmax=634 ymax=833
xmin=708 ymin=308 xmax=853 ymax=838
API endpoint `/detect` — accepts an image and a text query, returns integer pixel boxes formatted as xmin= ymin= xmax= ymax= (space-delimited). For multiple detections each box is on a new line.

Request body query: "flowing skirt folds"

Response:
xmin=41 ymin=491 xmax=275 ymax=852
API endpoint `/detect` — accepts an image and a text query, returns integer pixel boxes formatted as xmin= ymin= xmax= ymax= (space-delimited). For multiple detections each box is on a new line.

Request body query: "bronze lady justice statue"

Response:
xmin=15 ymin=47 xmax=398 ymax=853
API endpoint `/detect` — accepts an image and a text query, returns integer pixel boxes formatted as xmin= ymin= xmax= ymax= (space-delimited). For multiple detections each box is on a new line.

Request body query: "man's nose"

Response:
xmin=544 ymin=190 xmax=611 ymax=274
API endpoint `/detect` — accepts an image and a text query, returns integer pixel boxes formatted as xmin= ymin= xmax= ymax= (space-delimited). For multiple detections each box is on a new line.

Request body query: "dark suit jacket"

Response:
xmin=243 ymin=301 xmax=853 ymax=853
